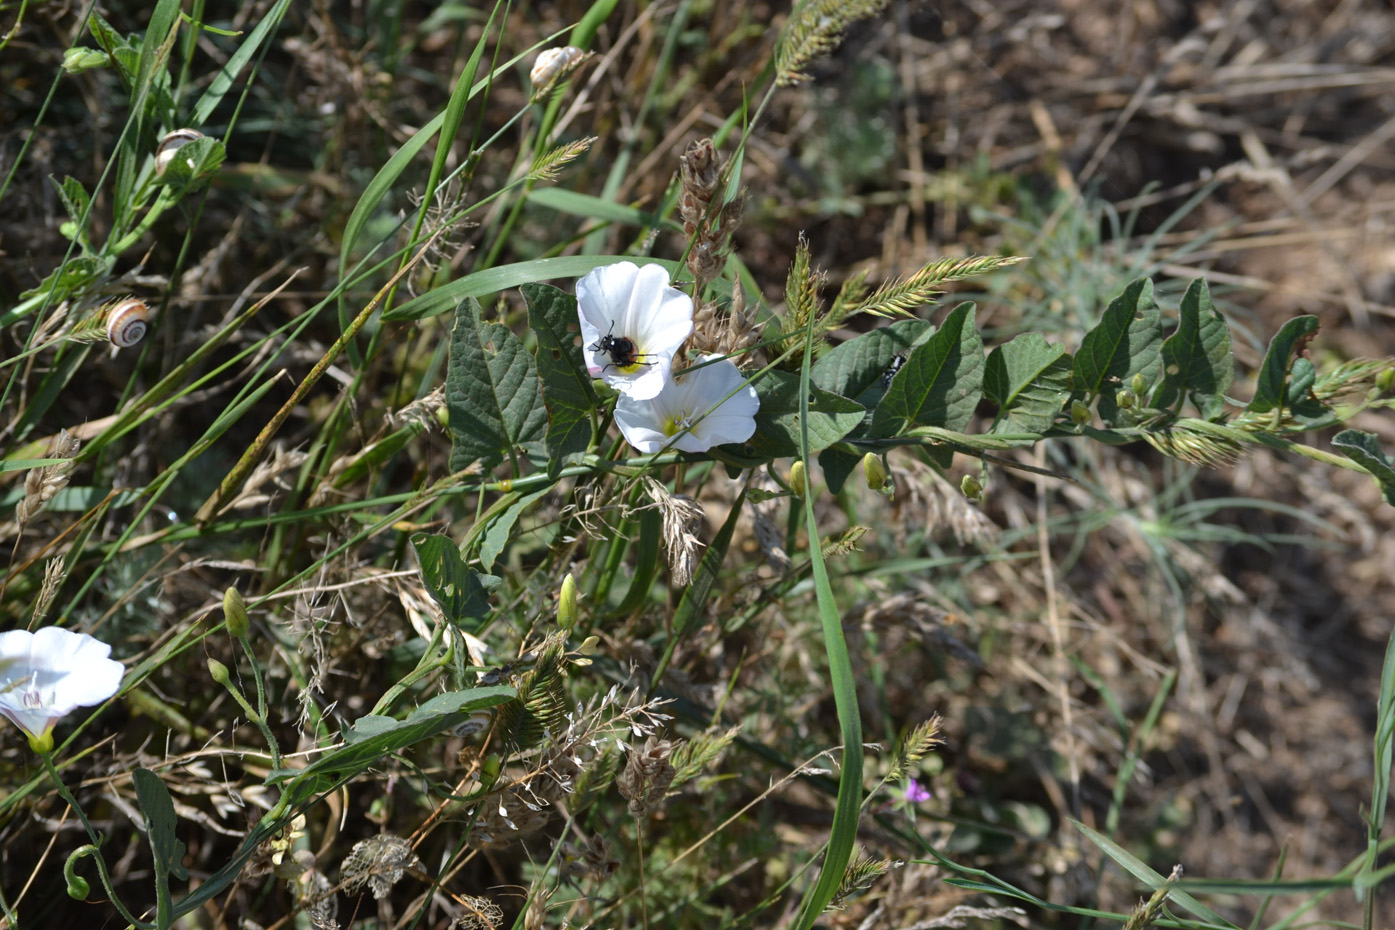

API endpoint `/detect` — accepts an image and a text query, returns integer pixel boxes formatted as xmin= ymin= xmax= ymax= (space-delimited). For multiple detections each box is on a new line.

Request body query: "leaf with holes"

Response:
xmin=1154 ymin=278 xmax=1233 ymax=419
xmin=1248 ymin=315 xmax=1320 ymax=415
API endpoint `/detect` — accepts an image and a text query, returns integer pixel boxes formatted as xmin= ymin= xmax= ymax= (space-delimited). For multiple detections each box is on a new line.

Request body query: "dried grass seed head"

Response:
xmin=16 ymin=429 xmax=81 ymax=528
xmin=616 ymin=735 xmax=677 ymax=818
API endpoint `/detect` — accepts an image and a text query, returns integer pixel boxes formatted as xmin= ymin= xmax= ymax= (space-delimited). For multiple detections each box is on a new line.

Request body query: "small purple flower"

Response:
xmin=904 ymin=778 xmax=931 ymax=804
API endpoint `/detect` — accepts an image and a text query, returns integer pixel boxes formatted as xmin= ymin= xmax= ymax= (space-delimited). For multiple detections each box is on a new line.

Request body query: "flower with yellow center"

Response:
xmin=614 ymin=355 xmax=759 ymax=453
xmin=577 ymin=261 xmax=693 ymax=401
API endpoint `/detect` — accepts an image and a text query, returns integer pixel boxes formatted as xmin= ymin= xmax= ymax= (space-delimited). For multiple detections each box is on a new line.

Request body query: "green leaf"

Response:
xmin=1246 ymin=315 xmax=1319 ymax=414
xmin=445 ymin=298 xmax=546 ymax=472
xmin=411 ymin=532 xmax=492 ymax=622
xmin=1333 ymin=430 xmax=1395 ymax=506
xmin=742 ymin=371 xmax=865 ymax=459
xmin=1073 ymin=820 xmax=1236 ymax=928
xmin=812 ymin=317 xmax=931 ymax=409
xmin=18 ymin=254 xmax=115 ymax=302
xmin=871 ymin=302 xmax=984 ymax=436
xmin=528 ymin=187 xmax=680 ymax=233
xmin=1073 ymin=278 xmax=1164 ymax=425
xmin=54 ymin=176 xmax=91 ymax=225
xmin=1283 ymin=356 xmax=1332 ymax=426
xmin=133 ymin=768 xmax=188 ymax=883
xmin=479 ymin=487 xmax=551 ymax=572
xmin=817 ymin=444 xmax=863 ymax=494
xmin=269 ymin=686 xmax=517 ymax=785
xmin=189 ymin=0 xmax=292 ymax=125
xmin=522 ymin=283 xmax=596 ymax=473
xmin=383 ymin=256 xmax=682 ymax=322
xmin=1154 ymin=278 xmax=1233 ymax=419
xmin=153 ymin=136 xmax=226 ymax=188
xmin=133 ymin=765 xmax=187 ymax=927
xmin=983 ymin=332 xmax=1072 ymax=435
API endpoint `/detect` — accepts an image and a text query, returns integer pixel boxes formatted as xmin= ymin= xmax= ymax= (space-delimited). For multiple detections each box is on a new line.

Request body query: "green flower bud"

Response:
xmin=961 ymin=473 xmax=983 ymax=502
xmin=789 ymin=461 xmax=807 ymax=498
xmin=64 ymin=849 xmax=92 ymax=899
xmin=1378 ymin=368 xmax=1395 ymax=394
xmin=1070 ymin=399 xmax=1091 ymax=426
xmin=223 ymin=586 xmax=250 ymax=638
xmin=862 ymin=453 xmax=888 ymax=491
xmin=66 ymin=871 xmax=90 ymax=899
xmin=1131 ymin=373 xmax=1148 ymax=397
xmin=557 ymin=573 xmax=578 ymax=631
xmin=207 ymin=658 xmax=230 ymax=684
xmin=61 ymin=47 xmax=110 ymax=74
xmin=1116 ymin=389 xmax=1135 ymax=410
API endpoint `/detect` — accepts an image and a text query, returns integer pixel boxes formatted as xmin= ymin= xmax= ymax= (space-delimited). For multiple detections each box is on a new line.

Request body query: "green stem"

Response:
xmin=40 ymin=754 xmax=155 ymax=929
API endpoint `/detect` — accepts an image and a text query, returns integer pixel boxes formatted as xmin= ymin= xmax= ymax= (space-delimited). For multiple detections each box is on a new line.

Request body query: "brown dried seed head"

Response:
xmin=680 ymin=138 xmax=720 ymax=198
xmin=616 ymin=736 xmax=676 ymax=818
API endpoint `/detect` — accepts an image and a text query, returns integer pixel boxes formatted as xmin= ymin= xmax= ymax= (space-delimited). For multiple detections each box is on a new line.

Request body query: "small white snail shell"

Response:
xmin=155 ymin=128 xmax=204 ymax=175
xmin=530 ymin=46 xmax=586 ymax=92
xmin=105 ymin=298 xmax=149 ymax=348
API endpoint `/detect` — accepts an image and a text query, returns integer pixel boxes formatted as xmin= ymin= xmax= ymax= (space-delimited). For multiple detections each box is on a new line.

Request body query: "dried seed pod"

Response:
xmin=105 ymin=298 xmax=149 ymax=347
xmin=529 ymin=47 xmax=586 ymax=95
xmin=156 ymin=128 xmax=204 ymax=175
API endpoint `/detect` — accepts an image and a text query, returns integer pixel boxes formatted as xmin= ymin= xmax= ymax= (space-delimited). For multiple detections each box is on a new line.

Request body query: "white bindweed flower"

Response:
xmin=614 ymin=355 xmax=759 ymax=453
xmin=577 ymin=261 xmax=693 ymax=400
xmin=0 ymin=627 xmax=124 ymax=752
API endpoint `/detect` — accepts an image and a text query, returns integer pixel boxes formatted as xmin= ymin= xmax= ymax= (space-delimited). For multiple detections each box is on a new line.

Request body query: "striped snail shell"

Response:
xmin=155 ymin=128 xmax=204 ymax=176
xmin=451 ymin=710 xmax=494 ymax=738
xmin=105 ymin=298 xmax=149 ymax=348
xmin=529 ymin=46 xmax=585 ymax=93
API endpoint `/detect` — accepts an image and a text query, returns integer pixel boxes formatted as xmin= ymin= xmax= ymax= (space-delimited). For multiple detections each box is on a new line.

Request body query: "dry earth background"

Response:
xmin=4 ymin=0 xmax=1395 ymax=926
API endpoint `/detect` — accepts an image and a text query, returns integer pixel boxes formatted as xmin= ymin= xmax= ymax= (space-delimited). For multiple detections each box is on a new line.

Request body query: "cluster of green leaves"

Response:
xmin=445 ymin=272 xmax=1395 ymax=507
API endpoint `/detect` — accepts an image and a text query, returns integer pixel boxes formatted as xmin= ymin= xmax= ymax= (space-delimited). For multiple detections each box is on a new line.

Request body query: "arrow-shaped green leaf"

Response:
xmin=446 ymin=297 xmax=546 ymax=472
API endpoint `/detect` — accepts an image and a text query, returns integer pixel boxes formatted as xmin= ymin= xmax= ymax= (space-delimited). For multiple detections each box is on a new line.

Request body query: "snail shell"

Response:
xmin=155 ymin=128 xmax=204 ymax=175
xmin=105 ymin=298 xmax=149 ymax=348
xmin=451 ymin=710 xmax=494 ymax=738
xmin=530 ymin=46 xmax=586 ymax=92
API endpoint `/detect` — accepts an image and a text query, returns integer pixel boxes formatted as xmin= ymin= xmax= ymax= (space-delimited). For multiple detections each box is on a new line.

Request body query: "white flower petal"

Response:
xmin=0 ymin=628 xmax=123 ymax=741
xmin=614 ymin=356 xmax=760 ymax=453
xmin=576 ymin=261 xmax=693 ymax=399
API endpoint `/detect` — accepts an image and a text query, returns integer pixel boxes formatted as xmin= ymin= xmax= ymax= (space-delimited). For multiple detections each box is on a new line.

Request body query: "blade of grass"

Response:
xmin=790 ymin=295 xmax=863 ymax=930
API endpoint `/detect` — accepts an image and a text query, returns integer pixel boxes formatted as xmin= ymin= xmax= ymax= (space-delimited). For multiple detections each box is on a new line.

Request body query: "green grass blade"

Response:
xmin=790 ymin=304 xmax=863 ymax=930
xmin=381 ymin=255 xmax=681 ymax=322
xmin=1073 ymin=819 xmax=1238 ymax=928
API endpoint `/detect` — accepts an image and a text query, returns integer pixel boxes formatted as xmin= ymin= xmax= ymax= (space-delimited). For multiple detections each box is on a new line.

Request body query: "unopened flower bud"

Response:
xmin=557 ymin=573 xmax=578 ymax=631
xmin=862 ymin=452 xmax=888 ymax=491
xmin=1130 ymin=373 xmax=1148 ymax=397
xmin=961 ymin=473 xmax=983 ymax=502
xmin=1378 ymin=368 xmax=1395 ymax=394
xmin=1116 ymin=389 xmax=1135 ymax=410
xmin=223 ymin=586 xmax=250 ymax=638
xmin=789 ymin=460 xmax=807 ymax=498
xmin=1070 ymin=399 xmax=1091 ymax=426
xmin=207 ymin=658 xmax=230 ymax=684
xmin=62 ymin=47 xmax=110 ymax=74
